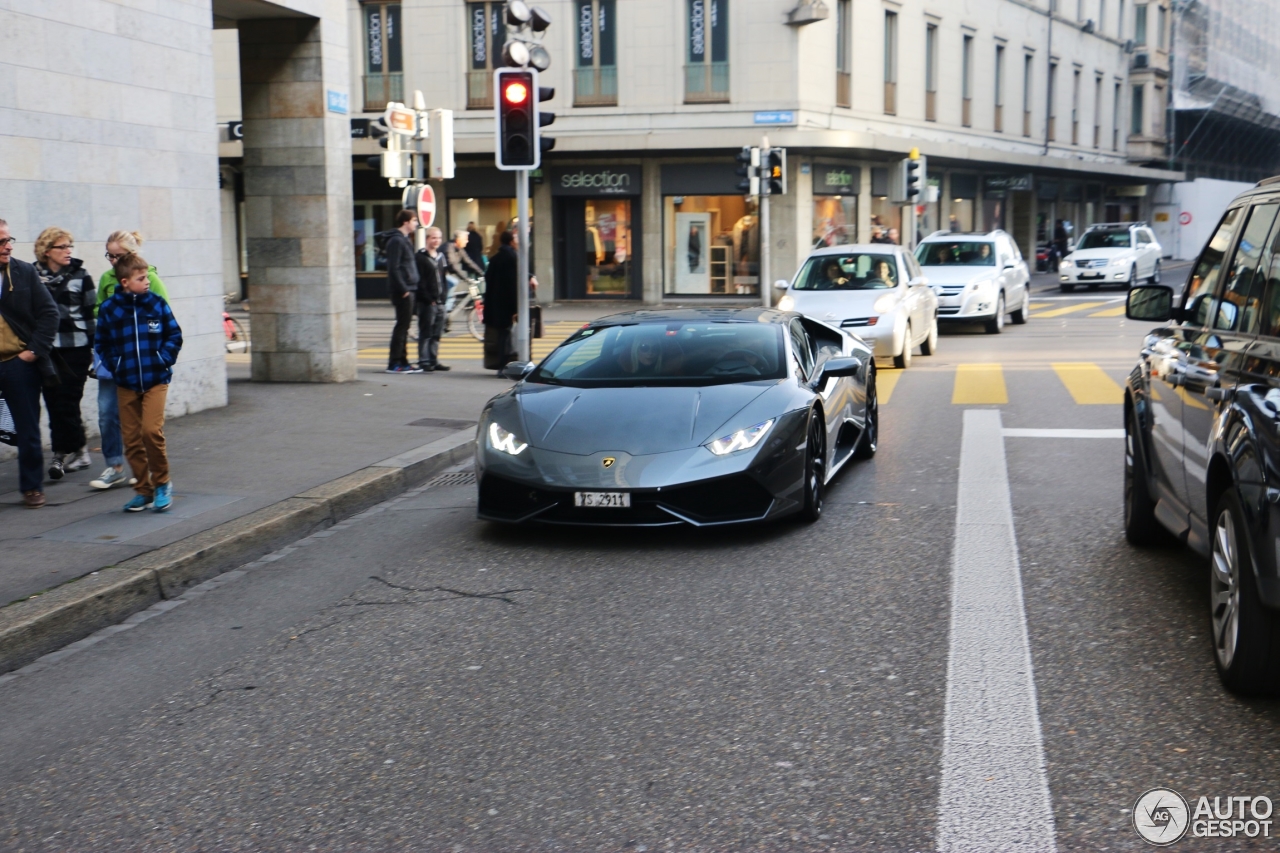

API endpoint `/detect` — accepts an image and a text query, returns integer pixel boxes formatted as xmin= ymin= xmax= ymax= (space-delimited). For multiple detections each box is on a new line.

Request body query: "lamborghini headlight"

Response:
xmin=488 ymin=422 xmax=528 ymax=456
xmin=707 ymin=419 xmax=774 ymax=456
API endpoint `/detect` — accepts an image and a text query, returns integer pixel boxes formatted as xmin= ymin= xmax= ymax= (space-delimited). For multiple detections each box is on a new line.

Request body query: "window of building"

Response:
xmin=1157 ymin=5 xmax=1167 ymax=50
xmin=1113 ymin=81 xmax=1122 ymax=148
xmin=812 ymin=165 xmax=860 ymax=247
xmin=836 ymin=0 xmax=852 ymax=107
xmin=925 ymin=24 xmax=938 ymax=121
xmin=575 ymin=0 xmax=617 ymax=106
xmin=1153 ymin=84 xmax=1164 ymax=136
xmin=994 ymin=44 xmax=1005 ymax=132
xmin=1131 ymin=83 xmax=1144 ymax=135
xmin=362 ymin=2 xmax=403 ymax=111
xmin=685 ymin=0 xmax=729 ymax=103
xmin=1047 ymin=61 xmax=1058 ymax=142
xmin=1099 ymin=0 xmax=1107 ymax=33
xmin=884 ymin=11 xmax=898 ymax=115
xmin=466 ymin=2 xmax=504 ymax=109
xmin=1023 ymin=53 xmax=1034 ymax=137
xmin=962 ymin=35 xmax=973 ymax=127
xmin=1134 ymin=4 xmax=1147 ymax=45
xmin=1093 ymin=74 xmax=1103 ymax=147
xmin=1119 ymin=0 xmax=1126 ymax=37
xmin=1071 ymin=68 xmax=1081 ymax=144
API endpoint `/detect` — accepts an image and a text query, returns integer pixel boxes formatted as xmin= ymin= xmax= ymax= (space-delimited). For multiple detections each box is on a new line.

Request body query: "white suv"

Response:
xmin=1059 ymin=223 xmax=1162 ymax=291
xmin=914 ymin=230 xmax=1031 ymax=334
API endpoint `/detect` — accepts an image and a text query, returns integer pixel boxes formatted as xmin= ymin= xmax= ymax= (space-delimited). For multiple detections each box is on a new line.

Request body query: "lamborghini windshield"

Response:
xmin=528 ymin=322 xmax=787 ymax=387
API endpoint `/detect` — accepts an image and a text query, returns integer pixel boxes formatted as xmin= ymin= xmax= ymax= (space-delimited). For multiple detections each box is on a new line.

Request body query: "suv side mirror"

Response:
xmin=501 ymin=361 xmax=537 ymax=380
xmin=1126 ymin=285 xmax=1178 ymax=322
xmin=773 ymin=278 xmax=790 ymax=292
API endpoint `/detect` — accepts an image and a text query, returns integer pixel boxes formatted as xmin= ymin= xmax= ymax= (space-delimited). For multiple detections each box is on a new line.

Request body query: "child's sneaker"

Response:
xmin=153 ymin=482 xmax=173 ymax=513
xmin=65 ymin=449 xmax=92 ymax=472
xmin=123 ymin=494 xmax=154 ymax=512
xmin=90 ymin=467 xmax=129 ymax=490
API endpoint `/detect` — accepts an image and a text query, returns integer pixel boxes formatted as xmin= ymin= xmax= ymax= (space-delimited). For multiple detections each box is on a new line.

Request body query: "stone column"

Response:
xmin=240 ymin=17 xmax=357 ymax=382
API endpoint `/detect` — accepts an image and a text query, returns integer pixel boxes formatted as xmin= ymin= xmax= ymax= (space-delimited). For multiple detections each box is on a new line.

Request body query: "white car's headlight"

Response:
xmin=1060 ymin=258 xmax=1074 ymax=268
xmin=1111 ymin=257 xmax=1126 ymax=266
xmin=488 ymin=421 xmax=528 ymax=455
xmin=777 ymin=294 xmax=795 ymax=311
xmin=707 ymin=419 xmax=774 ymax=456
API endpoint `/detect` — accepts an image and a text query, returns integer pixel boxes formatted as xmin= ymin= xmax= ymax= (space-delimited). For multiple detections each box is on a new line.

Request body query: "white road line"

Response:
xmin=1003 ymin=428 xmax=1124 ymax=439
xmin=938 ymin=410 xmax=1056 ymax=852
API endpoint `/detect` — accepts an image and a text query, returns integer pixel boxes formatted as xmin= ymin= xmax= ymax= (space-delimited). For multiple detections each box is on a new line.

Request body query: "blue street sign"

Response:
xmin=327 ymin=90 xmax=349 ymax=115
xmin=753 ymin=111 xmax=795 ymax=125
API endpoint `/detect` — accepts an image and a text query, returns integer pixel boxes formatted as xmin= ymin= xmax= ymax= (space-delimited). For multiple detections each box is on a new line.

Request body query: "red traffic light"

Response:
xmin=504 ymin=82 xmax=529 ymax=104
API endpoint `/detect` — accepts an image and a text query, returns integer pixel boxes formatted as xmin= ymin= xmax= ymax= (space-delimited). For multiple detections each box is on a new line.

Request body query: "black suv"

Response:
xmin=1125 ymin=176 xmax=1280 ymax=695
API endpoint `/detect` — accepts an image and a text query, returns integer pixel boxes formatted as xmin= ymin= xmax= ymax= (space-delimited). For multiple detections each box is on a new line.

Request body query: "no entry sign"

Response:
xmin=402 ymin=184 xmax=436 ymax=228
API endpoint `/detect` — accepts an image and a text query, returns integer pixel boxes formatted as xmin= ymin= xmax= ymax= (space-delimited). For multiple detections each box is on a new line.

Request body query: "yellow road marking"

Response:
xmin=1087 ymin=305 xmax=1128 ymax=318
xmin=1028 ymin=302 xmax=1053 ymax=310
xmin=1030 ymin=301 xmax=1110 ymax=318
xmin=877 ymin=369 xmax=901 ymax=403
xmin=952 ymin=363 xmax=1008 ymax=405
xmin=1052 ymin=362 xmax=1123 ymax=404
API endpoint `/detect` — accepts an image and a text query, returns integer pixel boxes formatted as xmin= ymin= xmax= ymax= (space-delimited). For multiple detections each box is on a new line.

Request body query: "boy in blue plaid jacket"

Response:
xmin=95 ymin=253 xmax=183 ymax=512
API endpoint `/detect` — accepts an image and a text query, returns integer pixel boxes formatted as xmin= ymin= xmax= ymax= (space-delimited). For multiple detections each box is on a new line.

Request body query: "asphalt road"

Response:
xmin=7 ymin=263 xmax=1280 ymax=852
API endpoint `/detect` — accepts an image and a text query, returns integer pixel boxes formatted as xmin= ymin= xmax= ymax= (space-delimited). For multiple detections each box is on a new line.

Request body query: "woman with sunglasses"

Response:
xmin=33 ymin=227 xmax=96 ymax=480
xmin=89 ymin=231 xmax=169 ymax=490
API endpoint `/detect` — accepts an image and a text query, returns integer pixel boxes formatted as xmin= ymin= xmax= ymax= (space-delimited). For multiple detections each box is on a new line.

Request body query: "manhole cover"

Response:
xmin=408 ymin=418 xmax=477 ymax=430
xmin=428 ymin=471 xmax=477 ymax=487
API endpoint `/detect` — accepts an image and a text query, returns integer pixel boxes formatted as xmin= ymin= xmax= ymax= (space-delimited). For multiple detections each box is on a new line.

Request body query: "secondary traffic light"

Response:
xmin=764 ymin=148 xmax=786 ymax=196
xmin=735 ymin=146 xmax=760 ymax=196
xmin=538 ymin=85 xmax=555 ymax=154
xmin=495 ymin=68 xmax=537 ymax=170
xmin=905 ymin=148 xmax=926 ymax=202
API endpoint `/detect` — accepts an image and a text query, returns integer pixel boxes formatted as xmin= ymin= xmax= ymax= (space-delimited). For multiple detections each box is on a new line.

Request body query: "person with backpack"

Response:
xmin=95 ymin=252 xmax=182 ymax=512
xmin=90 ymin=230 xmax=168 ymax=491
xmin=384 ymin=210 xmax=421 ymax=374
xmin=0 ymin=219 xmax=61 ymax=508
xmin=33 ymin=227 xmax=96 ymax=480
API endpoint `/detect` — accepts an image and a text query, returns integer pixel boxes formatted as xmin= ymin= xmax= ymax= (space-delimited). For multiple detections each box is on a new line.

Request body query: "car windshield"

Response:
xmin=792 ymin=253 xmax=898 ymax=290
xmin=528 ymin=322 xmax=788 ymax=387
xmin=1078 ymin=229 xmax=1130 ymax=249
xmin=915 ymin=241 xmax=996 ymax=266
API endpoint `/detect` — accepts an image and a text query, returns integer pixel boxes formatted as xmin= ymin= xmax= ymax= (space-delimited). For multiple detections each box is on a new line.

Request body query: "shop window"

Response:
xmin=362 ymin=3 xmax=403 ymax=111
xmin=575 ymin=0 xmax=618 ymax=106
xmin=447 ymin=197 xmax=519 ymax=259
xmin=465 ymin=2 xmax=505 ymax=109
xmin=584 ymin=199 xmax=632 ymax=294
xmin=685 ymin=0 xmax=729 ymax=103
xmin=813 ymin=196 xmax=858 ymax=248
xmin=665 ymin=194 xmax=758 ymax=295
xmin=353 ymin=200 xmax=405 ymax=272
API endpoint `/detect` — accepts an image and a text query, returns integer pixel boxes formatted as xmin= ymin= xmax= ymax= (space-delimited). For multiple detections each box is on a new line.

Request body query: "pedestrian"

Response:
xmin=90 ymin=231 xmax=168 ymax=490
xmin=414 ymin=227 xmax=451 ymax=372
xmin=95 ymin=252 xmax=182 ymax=513
xmin=483 ymin=229 xmax=519 ymax=373
xmin=33 ymin=227 xmax=95 ymax=480
xmin=948 ymin=214 xmax=961 ymax=233
xmin=870 ymin=226 xmax=890 ymax=244
xmin=487 ymin=219 xmax=510 ymax=259
xmin=887 ymin=227 xmax=901 ymax=245
xmin=385 ymin=209 xmax=421 ymax=374
xmin=0 ymin=219 xmax=61 ymax=507
xmin=465 ymin=221 xmax=486 ymax=270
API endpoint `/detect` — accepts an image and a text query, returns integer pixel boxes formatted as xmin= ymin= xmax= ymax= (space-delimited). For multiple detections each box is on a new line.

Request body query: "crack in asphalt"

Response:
xmin=368 ymin=575 xmax=534 ymax=605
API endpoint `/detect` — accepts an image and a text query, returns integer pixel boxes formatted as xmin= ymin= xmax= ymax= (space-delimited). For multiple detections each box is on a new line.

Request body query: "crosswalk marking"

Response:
xmin=1051 ymin=362 xmax=1124 ymax=404
xmin=1027 ymin=302 xmax=1052 ymax=310
xmin=1030 ymin=301 xmax=1110 ymax=318
xmin=952 ymin=363 xmax=1008 ymax=404
xmin=1087 ymin=304 xmax=1128 ymax=317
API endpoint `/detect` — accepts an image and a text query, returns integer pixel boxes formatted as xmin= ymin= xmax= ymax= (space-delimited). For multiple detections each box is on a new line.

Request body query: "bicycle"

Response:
xmin=223 ymin=293 xmax=249 ymax=352
xmin=446 ymin=277 xmax=485 ymax=342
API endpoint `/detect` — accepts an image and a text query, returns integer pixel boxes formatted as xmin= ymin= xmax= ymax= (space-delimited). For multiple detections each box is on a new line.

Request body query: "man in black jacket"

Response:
xmin=414 ymin=227 xmax=451 ymax=372
xmin=0 ymin=220 xmax=62 ymax=508
xmin=385 ymin=209 xmax=421 ymax=374
xmin=482 ymin=230 xmax=519 ymax=372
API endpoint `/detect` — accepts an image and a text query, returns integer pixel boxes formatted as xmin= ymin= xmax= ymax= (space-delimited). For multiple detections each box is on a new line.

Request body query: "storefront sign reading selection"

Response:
xmin=550 ymin=166 xmax=641 ymax=196
xmin=983 ymin=174 xmax=1034 ymax=198
xmin=812 ymin=165 xmax=861 ymax=196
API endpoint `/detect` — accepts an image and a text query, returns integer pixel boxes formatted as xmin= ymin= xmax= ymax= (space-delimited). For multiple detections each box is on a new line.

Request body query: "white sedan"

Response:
xmin=776 ymin=245 xmax=939 ymax=369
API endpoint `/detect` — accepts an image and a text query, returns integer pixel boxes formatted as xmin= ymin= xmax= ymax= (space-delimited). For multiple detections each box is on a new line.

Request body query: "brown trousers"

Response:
xmin=117 ymin=384 xmax=169 ymax=497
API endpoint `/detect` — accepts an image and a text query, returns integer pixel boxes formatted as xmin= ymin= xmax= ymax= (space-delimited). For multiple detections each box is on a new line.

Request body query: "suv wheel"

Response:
xmin=984 ymin=294 xmax=1005 ymax=334
xmin=1211 ymin=490 xmax=1280 ymax=696
xmin=1010 ymin=289 xmax=1029 ymax=324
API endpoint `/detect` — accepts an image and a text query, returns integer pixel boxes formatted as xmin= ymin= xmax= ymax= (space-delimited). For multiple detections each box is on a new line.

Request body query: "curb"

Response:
xmin=0 ymin=429 xmax=476 ymax=674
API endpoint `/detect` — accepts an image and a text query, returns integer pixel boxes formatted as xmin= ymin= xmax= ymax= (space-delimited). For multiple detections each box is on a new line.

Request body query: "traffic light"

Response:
xmin=495 ymin=68 xmax=538 ymax=170
xmin=905 ymin=148 xmax=926 ymax=202
xmin=538 ymin=85 xmax=555 ymax=154
xmin=764 ymin=148 xmax=786 ymax=196
xmin=735 ymin=146 xmax=760 ymax=196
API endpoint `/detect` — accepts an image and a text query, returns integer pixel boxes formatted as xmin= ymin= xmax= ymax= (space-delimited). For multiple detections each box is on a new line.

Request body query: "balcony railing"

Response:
xmin=925 ymin=90 xmax=936 ymax=121
xmin=884 ymin=81 xmax=896 ymax=115
xmin=962 ymin=97 xmax=972 ymax=127
xmin=684 ymin=62 xmax=729 ymax=102
xmin=836 ymin=72 xmax=851 ymax=108
xmin=364 ymin=73 xmax=403 ymax=112
xmin=994 ymin=104 xmax=1003 ymax=132
xmin=467 ymin=70 xmax=493 ymax=109
xmin=575 ymin=65 xmax=618 ymax=106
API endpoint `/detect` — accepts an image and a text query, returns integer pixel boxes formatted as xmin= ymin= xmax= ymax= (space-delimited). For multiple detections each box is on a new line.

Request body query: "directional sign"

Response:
xmin=385 ymin=104 xmax=417 ymax=136
xmin=403 ymin=184 xmax=436 ymax=228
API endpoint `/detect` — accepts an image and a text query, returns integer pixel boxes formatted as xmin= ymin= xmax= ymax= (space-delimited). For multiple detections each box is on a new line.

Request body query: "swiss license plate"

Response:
xmin=1079 ymin=272 xmax=1103 ymax=279
xmin=575 ymin=491 xmax=631 ymax=508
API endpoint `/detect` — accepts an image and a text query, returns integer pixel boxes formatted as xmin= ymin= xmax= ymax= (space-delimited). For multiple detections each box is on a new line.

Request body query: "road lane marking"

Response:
xmin=1027 ymin=302 xmax=1052 ymax=310
xmin=1030 ymin=301 xmax=1109 ymax=318
xmin=1088 ymin=304 xmax=1129 ymax=317
xmin=938 ymin=410 xmax=1056 ymax=852
xmin=878 ymin=369 xmax=902 ymax=403
xmin=1052 ymin=362 xmax=1124 ymax=404
xmin=952 ymin=363 xmax=1008 ymax=405
xmin=1003 ymin=428 xmax=1124 ymax=438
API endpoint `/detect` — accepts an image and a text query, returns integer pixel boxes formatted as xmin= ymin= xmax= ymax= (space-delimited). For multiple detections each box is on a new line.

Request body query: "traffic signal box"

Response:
xmin=765 ymin=148 xmax=786 ymax=196
xmin=495 ymin=68 xmax=555 ymax=170
xmin=736 ymin=146 xmax=760 ymax=196
xmin=891 ymin=149 xmax=927 ymax=204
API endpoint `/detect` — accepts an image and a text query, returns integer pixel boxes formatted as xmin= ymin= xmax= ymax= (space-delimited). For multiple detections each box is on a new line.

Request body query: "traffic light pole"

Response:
xmin=516 ymin=168 xmax=531 ymax=363
xmin=759 ymin=136 xmax=771 ymax=309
